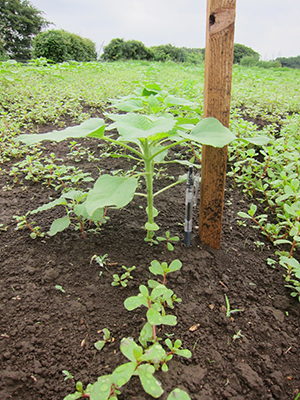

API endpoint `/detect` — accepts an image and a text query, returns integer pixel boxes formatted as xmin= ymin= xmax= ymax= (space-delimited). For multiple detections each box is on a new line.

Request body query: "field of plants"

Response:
xmin=0 ymin=59 xmax=300 ymax=400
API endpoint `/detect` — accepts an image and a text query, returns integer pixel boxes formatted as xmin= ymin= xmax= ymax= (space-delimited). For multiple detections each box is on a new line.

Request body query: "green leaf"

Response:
xmin=176 ymin=117 xmax=200 ymax=130
xmin=162 ymin=363 xmax=169 ymax=372
xmin=16 ymin=118 xmax=105 ymax=145
xmin=63 ymin=393 xmax=83 ymax=400
xmin=111 ymin=362 xmax=136 ymax=387
xmin=165 ymin=338 xmax=173 ymax=350
xmin=249 ymin=204 xmax=257 ymax=216
xmin=73 ymin=203 xmax=89 ymax=219
xmin=139 ymin=322 xmax=154 ymax=347
xmin=148 ymin=95 xmax=160 ymax=110
xmin=48 ymin=216 xmax=71 ymax=236
xmin=149 ymin=260 xmax=164 ymax=276
xmin=274 ymin=239 xmax=292 ymax=246
xmin=164 ymin=95 xmax=195 ymax=107
xmin=137 ymin=364 xmax=164 ymax=398
xmin=161 ymin=314 xmax=177 ymax=326
xmin=111 ymin=99 xmax=143 ymax=112
xmin=30 ymin=197 xmax=68 ymax=214
xmin=167 ymin=388 xmax=191 ymax=400
xmin=87 ymin=375 xmax=112 ymax=400
xmin=237 ymin=211 xmax=252 ymax=219
xmin=140 ymin=342 xmax=166 ymax=362
xmin=133 ymin=346 xmax=143 ymax=360
xmin=106 ymin=113 xmax=175 ymax=141
xmin=147 ymin=279 xmax=159 ymax=289
xmin=280 ymin=256 xmax=300 ymax=270
xmin=90 ymin=208 xmax=105 ymax=223
xmin=124 ymin=295 xmax=147 ymax=310
xmin=120 ymin=338 xmax=143 ymax=362
xmin=151 ymin=284 xmax=169 ymax=299
xmin=174 ymin=348 xmax=192 ymax=358
xmin=146 ymin=207 xmax=159 ymax=218
xmin=147 ymin=308 xmax=163 ymax=325
xmin=284 ymin=203 xmax=299 ymax=217
xmin=94 ymin=340 xmax=105 ymax=351
xmin=139 ymin=285 xmax=149 ymax=298
xmin=240 ymin=136 xmax=270 ymax=146
xmin=167 ymin=242 xmax=174 ymax=251
xmin=168 ymin=259 xmax=182 ymax=273
xmin=85 ymin=175 xmax=138 ymax=215
xmin=145 ymin=222 xmax=159 ymax=231
xmin=103 ymin=328 xmax=110 ymax=339
xmin=179 ymin=117 xmax=236 ymax=148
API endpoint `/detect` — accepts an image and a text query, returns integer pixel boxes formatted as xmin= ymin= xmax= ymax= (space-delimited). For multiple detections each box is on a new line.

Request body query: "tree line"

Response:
xmin=1 ymin=0 xmax=300 ymax=68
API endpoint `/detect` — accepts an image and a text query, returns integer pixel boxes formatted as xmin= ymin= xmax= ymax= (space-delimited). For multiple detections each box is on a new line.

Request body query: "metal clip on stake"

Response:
xmin=184 ymin=167 xmax=194 ymax=247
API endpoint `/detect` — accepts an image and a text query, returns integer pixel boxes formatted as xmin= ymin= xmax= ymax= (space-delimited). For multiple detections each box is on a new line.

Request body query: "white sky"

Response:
xmin=30 ymin=0 xmax=300 ymax=60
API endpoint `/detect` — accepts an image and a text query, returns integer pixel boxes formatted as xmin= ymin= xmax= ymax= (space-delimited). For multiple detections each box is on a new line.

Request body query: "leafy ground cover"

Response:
xmin=0 ymin=61 xmax=300 ymax=400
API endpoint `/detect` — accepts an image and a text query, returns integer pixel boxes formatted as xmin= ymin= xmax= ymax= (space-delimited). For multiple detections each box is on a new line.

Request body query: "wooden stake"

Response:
xmin=199 ymin=0 xmax=236 ymax=249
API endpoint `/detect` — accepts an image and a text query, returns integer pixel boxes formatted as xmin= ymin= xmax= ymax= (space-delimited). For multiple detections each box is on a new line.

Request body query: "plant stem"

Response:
xmin=149 ymin=139 xmax=186 ymax=161
xmin=77 ymin=217 xmax=86 ymax=239
xmin=147 ymin=299 xmax=156 ymax=341
xmin=153 ymin=179 xmax=184 ymax=198
xmin=105 ymin=137 xmax=143 ymax=160
xmin=143 ymin=141 xmax=155 ymax=239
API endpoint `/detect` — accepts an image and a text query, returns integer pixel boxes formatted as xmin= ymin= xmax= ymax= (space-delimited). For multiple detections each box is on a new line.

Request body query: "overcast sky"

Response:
xmin=30 ymin=0 xmax=300 ymax=60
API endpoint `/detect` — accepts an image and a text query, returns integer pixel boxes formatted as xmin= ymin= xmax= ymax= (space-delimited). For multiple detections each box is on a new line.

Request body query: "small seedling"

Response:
xmin=224 ymin=294 xmax=244 ymax=318
xmin=267 ymin=257 xmax=276 ymax=268
xmin=94 ymin=328 xmax=111 ymax=351
xmin=233 ymin=330 xmax=244 ymax=341
xmin=55 ymin=285 xmax=65 ymax=293
xmin=90 ymin=254 xmax=108 ymax=267
xmin=237 ymin=219 xmax=246 ymax=227
xmin=62 ymin=370 xmax=74 ymax=381
xmin=64 ymin=257 xmax=191 ymax=400
xmin=157 ymin=231 xmax=180 ymax=251
xmin=253 ymin=240 xmax=265 ymax=251
xmin=111 ymin=266 xmax=136 ymax=287
xmin=0 ymin=224 xmax=8 ymax=233
xmin=14 ymin=213 xmax=45 ymax=239
xmin=207 ymin=358 xmax=215 ymax=364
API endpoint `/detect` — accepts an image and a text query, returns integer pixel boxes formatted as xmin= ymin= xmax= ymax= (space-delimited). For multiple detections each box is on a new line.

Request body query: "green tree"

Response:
xmin=233 ymin=43 xmax=259 ymax=64
xmin=32 ymin=30 xmax=97 ymax=63
xmin=101 ymin=38 xmax=152 ymax=61
xmin=150 ymin=44 xmax=186 ymax=62
xmin=276 ymin=55 xmax=300 ymax=69
xmin=0 ymin=0 xmax=49 ymax=60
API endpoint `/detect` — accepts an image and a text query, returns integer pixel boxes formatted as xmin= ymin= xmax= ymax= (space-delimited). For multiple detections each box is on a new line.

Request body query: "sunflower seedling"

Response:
xmin=94 ymin=328 xmax=111 ymax=351
xmin=233 ymin=330 xmax=244 ymax=341
xmin=55 ymin=285 xmax=65 ymax=293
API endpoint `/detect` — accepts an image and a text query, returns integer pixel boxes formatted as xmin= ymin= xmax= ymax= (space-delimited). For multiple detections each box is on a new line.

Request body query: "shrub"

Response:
xmin=276 ymin=55 xmax=300 ymax=69
xmin=32 ymin=30 xmax=97 ymax=63
xmin=240 ymin=56 xmax=281 ymax=69
xmin=233 ymin=43 xmax=260 ymax=64
xmin=101 ymin=38 xmax=153 ymax=61
xmin=150 ymin=44 xmax=186 ymax=62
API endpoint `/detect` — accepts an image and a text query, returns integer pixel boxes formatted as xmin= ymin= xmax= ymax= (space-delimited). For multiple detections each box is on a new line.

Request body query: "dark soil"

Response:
xmin=0 ymin=115 xmax=299 ymax=400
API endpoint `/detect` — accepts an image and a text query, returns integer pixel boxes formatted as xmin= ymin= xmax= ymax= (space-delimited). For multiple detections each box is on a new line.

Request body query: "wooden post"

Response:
xmin=199 ymin=0 xmax=236 ymax=249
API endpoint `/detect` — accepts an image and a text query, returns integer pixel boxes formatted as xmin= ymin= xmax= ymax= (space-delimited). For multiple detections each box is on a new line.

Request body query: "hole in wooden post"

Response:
xmin=209 ymin=13 xmax=216 ymax=26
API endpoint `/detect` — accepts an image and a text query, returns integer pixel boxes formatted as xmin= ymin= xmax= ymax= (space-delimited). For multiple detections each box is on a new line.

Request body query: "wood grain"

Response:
xmin=199 ymin=0 xmax=236 ymax=249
